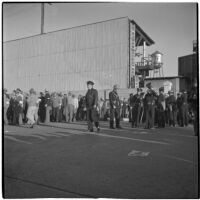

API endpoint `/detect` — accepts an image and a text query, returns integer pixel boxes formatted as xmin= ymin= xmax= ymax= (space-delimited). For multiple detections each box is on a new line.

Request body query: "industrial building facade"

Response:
xmin=178 ymin=53 xmax=198 ymax=91
xmin=3 ymin=17 xmax=154 ymax=94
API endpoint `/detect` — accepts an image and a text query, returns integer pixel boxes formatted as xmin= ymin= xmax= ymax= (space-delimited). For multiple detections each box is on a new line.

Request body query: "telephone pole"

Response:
xmin=41 ymin=3 xmax=44 ymax=34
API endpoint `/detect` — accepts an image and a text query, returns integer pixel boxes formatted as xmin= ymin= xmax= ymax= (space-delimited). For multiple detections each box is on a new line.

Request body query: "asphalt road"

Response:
xmin=3 ymin=121 xmax=199 ymax=198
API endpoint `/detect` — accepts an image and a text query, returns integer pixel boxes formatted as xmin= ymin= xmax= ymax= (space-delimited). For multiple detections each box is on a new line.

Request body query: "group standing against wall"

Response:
xmin=3 ymin=81 xmax=198 ymax=135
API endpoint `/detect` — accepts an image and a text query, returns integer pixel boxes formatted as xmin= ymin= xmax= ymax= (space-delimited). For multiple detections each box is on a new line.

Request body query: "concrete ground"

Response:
xmin=3 ymin=121 xmax=199 ymax=198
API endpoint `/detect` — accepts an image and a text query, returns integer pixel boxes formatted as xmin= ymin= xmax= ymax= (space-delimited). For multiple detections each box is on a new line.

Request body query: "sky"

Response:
xmin=3 ymin=2 xmax=197 ymax=76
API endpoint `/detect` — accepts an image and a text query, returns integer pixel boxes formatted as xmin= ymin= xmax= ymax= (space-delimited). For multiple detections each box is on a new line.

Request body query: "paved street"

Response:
xmin=3 ymin=121 xmax=199 ymax=198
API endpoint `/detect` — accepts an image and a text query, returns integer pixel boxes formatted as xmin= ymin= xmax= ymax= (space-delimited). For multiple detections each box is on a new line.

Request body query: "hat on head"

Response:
xmin=137 ymin=88 xmax=142 ymax=92
xmin=87 ymin=81 xmax=94 ymax=85
xmin=113 ymin=84 xmax=119 ymax=90
xmin=159 ymin=87 xmax=164 ymax=92
xmin=4 ymin=88 xmax=7 ymax=93
xmin=146 ymin=82 xmax=152 ymax=89
xmin=169 ymin=90 xmax=174 ymax=94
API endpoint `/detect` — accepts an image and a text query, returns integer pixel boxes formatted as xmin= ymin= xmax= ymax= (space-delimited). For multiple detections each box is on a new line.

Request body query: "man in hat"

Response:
xmin=144 ymin=82 xmax=158 ymax=129
xmin=181 ymin=90 xmax=189 ymax=127
xmin=176 ymin=92 xmax=183 ymax=126
xmin=3 ymin=89 xmax=10 ymax=125
xmin=15 ymin=88 xmax=24 ymax=125
xmin=85 ymin=81 xmax=100 ymax=132
xmin=130 ymin=88 xmax=143 ymax=128
xmin=44 ymin=90 xmax=52 ymax=123
xmin=157 ymin=87 xmax=166 ymax=128
xmin=167 ymin=90 xmax=177 ymax=127
xmin=109 ymin=84 xmax=122 ymax=129
xmin=38 ymin=92 xmax=46 ymax=123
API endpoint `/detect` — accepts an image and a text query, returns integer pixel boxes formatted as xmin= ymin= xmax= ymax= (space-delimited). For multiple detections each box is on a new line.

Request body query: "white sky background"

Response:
xmin=3 ymin=2 xmax=197 ymax=76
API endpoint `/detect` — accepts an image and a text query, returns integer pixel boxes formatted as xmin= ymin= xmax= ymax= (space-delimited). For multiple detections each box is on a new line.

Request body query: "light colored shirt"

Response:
xmin=27 ymin=94 xmax=37 ymax=107
xmin=72 ymin=97 xmax=78 ymax=109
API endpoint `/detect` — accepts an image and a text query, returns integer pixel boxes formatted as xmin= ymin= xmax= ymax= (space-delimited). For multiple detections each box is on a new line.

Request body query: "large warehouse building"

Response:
xmin=3 ymin=17 xmax=154 ymax=96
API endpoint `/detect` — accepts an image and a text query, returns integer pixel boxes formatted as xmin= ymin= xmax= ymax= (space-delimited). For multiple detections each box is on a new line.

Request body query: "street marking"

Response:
xmin=163 ymin=154 xmax=196 ymax=164
xmin=128 ymin=150 xmax=150 ymax=157
xmin=4 ymin=136 xmax=32 ymax=144
xmin=86 ymin=132 xmax=170 ymax=145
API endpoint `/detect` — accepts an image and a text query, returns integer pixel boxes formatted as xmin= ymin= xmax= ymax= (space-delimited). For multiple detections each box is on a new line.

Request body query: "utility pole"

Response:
xmin=41 ymin=3 xmax=44 ymax=34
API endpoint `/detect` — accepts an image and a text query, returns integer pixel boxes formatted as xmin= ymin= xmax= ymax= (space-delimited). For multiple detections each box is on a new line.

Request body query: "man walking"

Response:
xmin=109 ymin=84 xmax=122 ymax=129
xmin=85 ymin=81 xmax=100 ymax=132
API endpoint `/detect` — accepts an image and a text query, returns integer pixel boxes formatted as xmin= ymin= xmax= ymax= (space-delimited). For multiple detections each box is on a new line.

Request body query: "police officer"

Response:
xmin=157 ymin=87 xmax=165 ymax=128
xmin=130 ymin=88 xmax=143 ymax=128
xmin=144 ymin=82 xmax=158 ymax=129
xmin=85 ymin=81 xmax=100 ymax=132
xmin=109 ymin=84 xmax=122 ymax=129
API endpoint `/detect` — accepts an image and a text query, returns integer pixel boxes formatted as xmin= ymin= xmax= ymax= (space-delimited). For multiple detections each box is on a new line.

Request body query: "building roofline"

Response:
xmin=4 ymin=16 xmax=129 ymax=43
xmin=130 ymin=19 xmax=155 ymax=46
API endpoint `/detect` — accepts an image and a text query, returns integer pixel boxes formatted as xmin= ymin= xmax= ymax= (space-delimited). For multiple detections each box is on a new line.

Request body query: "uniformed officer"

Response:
xmin=167 ymin=90 xmax=177 ymax=127
xmin=85 ymin=81 xmax=100 ymax=132
xmin=130 ymin=88 xmax=143 ymax=128
xmin=157 ymin=87 xmax=165 ymax=128
xmin=144 ymin=82 xmax=158 ymax=129
xmin=109 ymin=84 xmax=122 ymax=129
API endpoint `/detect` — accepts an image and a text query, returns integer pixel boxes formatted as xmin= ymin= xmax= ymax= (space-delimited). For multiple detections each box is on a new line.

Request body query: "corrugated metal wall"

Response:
xmin=4 ymin=17 xmax=129 ymax=93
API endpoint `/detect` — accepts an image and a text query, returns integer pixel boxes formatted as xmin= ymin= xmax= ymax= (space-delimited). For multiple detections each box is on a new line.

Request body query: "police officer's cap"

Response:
xmin=159 ymin=87 xmax=164 ymax=92
xmin=146 ymin=82 xmax=152 ymax=88
xmin=87 ymin=81 xmax=94 ymax=85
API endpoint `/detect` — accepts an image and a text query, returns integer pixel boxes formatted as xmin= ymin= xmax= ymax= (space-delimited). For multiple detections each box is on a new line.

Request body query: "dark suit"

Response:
xmin=85 ymin=88 xmax=99 ymax=131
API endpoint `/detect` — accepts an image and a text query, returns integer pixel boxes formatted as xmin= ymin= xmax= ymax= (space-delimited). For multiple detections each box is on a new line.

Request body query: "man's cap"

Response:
xmin=159 ymin=87 xmax=164 ymax=92
xmin=113 ymin=84 xmax=119 ymax=89
xmin=87 ymin=81 xmax=94 ymax=85
xmin=16 ymin=88 xmax=22 ymax=93
xmin=169 ymin=90 xmax=174 ymax=94
xmin=146 ymin=82 xmax=152 ymax=88
xmin=137 ymin=88 xmax=143 ymax=92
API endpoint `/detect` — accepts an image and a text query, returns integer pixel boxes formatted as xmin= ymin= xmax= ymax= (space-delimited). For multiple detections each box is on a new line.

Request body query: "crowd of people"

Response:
xmin=3 ymin=81 xmax=198 ymax=135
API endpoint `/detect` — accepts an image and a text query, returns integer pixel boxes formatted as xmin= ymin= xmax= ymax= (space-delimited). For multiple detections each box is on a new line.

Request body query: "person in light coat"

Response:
xmin=26 ymin=88 xmax=38 ymax=128
xmin=72 ymin=94 xmax=79 ymax=122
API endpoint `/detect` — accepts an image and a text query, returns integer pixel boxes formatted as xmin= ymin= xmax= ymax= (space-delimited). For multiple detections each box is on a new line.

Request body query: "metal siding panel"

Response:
xmin=4 ymin=17 xmax=129 ymax=92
